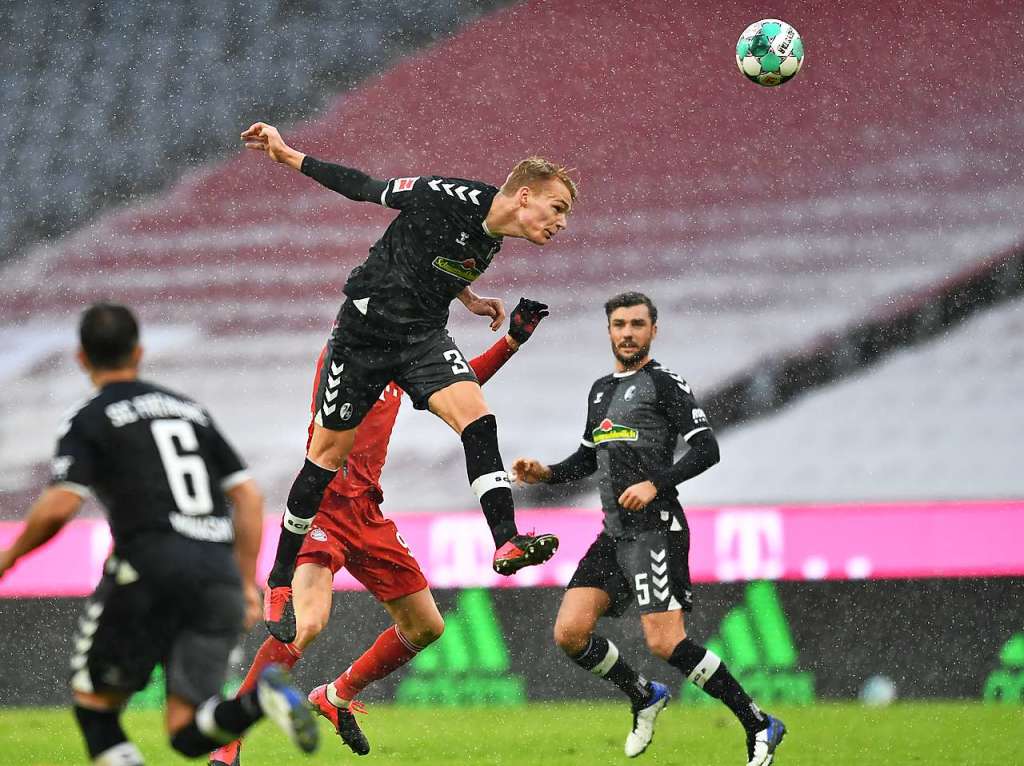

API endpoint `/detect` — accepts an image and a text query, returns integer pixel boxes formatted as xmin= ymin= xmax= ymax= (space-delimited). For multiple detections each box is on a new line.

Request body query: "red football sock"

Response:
xmin=237 ymin=637 xmax=302 ymax=696
xmin=331 ymin=625 xmax=421 ymax=702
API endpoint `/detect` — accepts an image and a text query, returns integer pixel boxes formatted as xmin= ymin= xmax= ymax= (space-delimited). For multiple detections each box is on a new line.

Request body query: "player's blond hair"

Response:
xmin=501 ymin=156 xmax=578 ymax=202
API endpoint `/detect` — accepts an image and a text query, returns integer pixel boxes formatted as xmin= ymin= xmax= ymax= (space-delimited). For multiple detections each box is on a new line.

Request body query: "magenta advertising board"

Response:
xmin=1 ymin=500 xmax=1022 ymax=597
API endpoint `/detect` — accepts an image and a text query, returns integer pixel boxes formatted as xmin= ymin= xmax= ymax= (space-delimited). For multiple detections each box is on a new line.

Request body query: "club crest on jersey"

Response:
xmin=310 ymin=526 xmax=328 ymax=542
xmin=432 ymin=255 xmax=482 ymax=282
xmin=339 ymin=402 xmax=353 ymax=421
xmin=592 ymin=418 xmax=639 ymax=444
xmin=392 ymin=177 xmax=418 ymax=192
xmin=51 ymin=455 xmax=73 ymax=481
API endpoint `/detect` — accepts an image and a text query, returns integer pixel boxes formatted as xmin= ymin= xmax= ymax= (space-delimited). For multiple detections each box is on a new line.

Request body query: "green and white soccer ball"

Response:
xmin=736 ymin=19 xmax=804 ymax=86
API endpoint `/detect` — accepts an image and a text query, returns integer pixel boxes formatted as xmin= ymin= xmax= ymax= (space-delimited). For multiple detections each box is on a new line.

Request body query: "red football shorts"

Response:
xmin=295 ymin=491 xmax=427 ymax=603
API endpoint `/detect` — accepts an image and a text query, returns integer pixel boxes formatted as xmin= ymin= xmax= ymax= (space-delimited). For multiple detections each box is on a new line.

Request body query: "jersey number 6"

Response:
xmin=151 ymin=419 xmax=214 ymax=516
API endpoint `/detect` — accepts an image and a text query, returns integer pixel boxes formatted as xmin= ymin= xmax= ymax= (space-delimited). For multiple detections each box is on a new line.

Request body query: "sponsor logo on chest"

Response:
xmin=432 ymin=255 xmax=482 ymax=282
xmin=592 ymin=418 xmax=639 ymax=444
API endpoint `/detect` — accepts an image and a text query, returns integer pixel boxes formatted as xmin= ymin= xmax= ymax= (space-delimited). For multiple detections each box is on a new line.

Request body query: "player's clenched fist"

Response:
xmin=508 ymin=298 xmax=550 ymax=345
xmin=511 ymin=457 xmax=552 ymax=484
xmin=618 ymin=480 xmax=658 ymax=511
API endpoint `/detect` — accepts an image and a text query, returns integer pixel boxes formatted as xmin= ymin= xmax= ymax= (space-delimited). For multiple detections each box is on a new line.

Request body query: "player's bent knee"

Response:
xmin=644 ymin=634 xmax=678 ymax=661
xmin=428 ymin=382 xmax=490 ymax=433
xmin=414 ymin=615 xmax=445 ymax=647
xmin=307 ymin=425 xmax=355 ymax=469
xmin=295 ymin=614 xmax=329 ymax=646
xmin=398 ymin=611 xmax=444 ymax=648
xmin=553 ymin=621 xmax=590 ymax=656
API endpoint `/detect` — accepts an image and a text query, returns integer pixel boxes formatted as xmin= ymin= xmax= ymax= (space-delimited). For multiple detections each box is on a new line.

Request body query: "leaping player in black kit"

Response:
xmin=0 ymin=304 xmax=319 ymax=764
xmin=513 ymin=292 xmax=787 ymax=766
xmin=239 ymin=121 xmax=578 ymax=642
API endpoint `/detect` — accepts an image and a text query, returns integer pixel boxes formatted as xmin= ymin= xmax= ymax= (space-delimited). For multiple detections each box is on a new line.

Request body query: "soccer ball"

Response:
xmin=736 ymin=19 xmax=804 ymax=86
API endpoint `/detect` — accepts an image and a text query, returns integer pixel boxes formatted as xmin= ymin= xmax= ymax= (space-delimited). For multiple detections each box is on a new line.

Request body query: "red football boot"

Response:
xmin=263 ymin=585 xmax=296 ymax=643
xmin=208 ymin=739 xmax=240 ymax=766
xmin=308 ymin=684 xmax=370 ymax=756
xmin=492 ymin=531 xmax=559 ymax=575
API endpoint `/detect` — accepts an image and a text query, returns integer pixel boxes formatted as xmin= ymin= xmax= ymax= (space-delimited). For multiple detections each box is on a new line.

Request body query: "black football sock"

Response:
xmin=572 ymin=635 xmax=652 ymax=708
xmin=268 ymin=458 xmax=337 ymax=588
xmin=170 ymin=693 xmax=263 ymax=757
xmin=73 ymin=706 xmax=142 ymax=763
xmin=668 ymin=638 xmax=765 ymax=732
xmin=461 ymin=414 xmax=518 ymax=547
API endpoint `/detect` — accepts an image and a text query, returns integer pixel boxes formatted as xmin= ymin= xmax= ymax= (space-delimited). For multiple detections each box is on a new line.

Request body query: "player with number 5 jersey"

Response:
xmin=513 ymin=293 xmax=786 ymax=766
xmin=238 ymin=122 xmax=578 ymax=644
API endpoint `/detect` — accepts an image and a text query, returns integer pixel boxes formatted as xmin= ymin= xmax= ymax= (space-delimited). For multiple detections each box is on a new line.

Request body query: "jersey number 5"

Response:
xmin=151 ymin=419 xmax=214 ymax=515
xmin=634 ymin=573 xmax=651 ymax=606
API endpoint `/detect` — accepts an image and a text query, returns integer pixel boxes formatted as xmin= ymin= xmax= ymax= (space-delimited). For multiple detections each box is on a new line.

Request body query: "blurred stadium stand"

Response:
xmin=2 ymin=0 xmax=1022 ymax=517
xmin=0 ymin=0 xmax=509 ymax=263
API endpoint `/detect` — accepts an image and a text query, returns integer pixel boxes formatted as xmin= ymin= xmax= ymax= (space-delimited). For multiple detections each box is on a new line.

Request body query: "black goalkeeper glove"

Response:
xmin=508 ymin=297 xmax=550 ymax=344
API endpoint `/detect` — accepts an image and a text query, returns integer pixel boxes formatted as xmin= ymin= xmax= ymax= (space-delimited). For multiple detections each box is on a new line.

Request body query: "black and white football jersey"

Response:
xmin=341 ymin=175 xmax=503 ymax=340
xmin=50 ymin=380 xmax=249 ymax=549
xmin=579 ymin=360 xmax=712 ymax=537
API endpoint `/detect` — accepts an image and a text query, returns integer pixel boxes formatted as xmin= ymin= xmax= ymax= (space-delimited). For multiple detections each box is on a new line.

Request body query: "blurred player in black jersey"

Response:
xmin=513 ymin=293 xmax=786 ymax=766
xmin=0 ymin=304 xmax=319 ymax=765
xmin=239 ymin=121 xmax=577 ymax=641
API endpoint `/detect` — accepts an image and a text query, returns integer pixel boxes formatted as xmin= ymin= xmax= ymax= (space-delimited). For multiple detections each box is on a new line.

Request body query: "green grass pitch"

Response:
xmin=0 ymin=702 xmax=1019 ymax=765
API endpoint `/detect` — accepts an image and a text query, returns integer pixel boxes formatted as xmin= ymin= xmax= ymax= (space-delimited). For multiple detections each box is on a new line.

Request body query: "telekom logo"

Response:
xmin=428 ymin=517 xmax=499 ymax=588
xmin=427 ymin=516 xmax=545 ymax=588
xmin=715 ymin=509 xmax=784 ymax=581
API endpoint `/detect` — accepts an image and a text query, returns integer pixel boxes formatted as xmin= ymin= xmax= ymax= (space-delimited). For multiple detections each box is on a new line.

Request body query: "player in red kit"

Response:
xmin=210 ymin=298 xmax=548 ymax=765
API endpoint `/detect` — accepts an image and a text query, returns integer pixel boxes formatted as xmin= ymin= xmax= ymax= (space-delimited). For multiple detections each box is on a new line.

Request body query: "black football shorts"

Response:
xmin=567 ymin=529 xmax=693 ymax=617
xmin=69 ymin=540 xmax=244 ymax=704
xmin=314 ymin=304 xmax=479 ymax=430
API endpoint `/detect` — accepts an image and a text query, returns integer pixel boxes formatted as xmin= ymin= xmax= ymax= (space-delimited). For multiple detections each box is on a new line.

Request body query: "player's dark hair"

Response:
xmin=604 ymin=292 xmax=657 ymax=325
xmin=79 ymin=302 xmax=139 ymax=370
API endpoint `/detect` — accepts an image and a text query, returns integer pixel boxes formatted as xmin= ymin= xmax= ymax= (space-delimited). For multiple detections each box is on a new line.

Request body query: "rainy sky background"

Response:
xmin=2 ymin=0 xmax=1022 ymax=518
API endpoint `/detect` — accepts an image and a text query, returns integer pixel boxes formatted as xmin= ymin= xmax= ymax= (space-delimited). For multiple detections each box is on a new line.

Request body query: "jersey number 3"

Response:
xmin=444 ymin=349 xmax=470 ymax=375
xmin=151 ymin=419 xmax=214 ymax=515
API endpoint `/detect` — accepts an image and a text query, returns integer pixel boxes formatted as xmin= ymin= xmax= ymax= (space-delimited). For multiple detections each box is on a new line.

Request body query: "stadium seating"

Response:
xmin=0 ymin=0 xmax=505 ymax=261
xmin=689 ymin=295 xmax=1024 ymax=505
xmin=2 ymin=0 xmax=1022 ymax=515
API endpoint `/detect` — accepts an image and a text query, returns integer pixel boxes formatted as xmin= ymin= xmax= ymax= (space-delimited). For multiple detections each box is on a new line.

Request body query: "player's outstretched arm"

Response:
xmin=513 ymin=444 xmax=597 ymax=486
xmin=241 ymin=122 xmax=305 ymax=169
xmin=0 ymin=487 xmax=82 ymax=580
xmin=241 ymin=121 xmax=391 ymax=203
xmin=226 ymin=478 xmax=264 ymax=629
xmin=241 ymin=121 xmax=387 ymax=203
